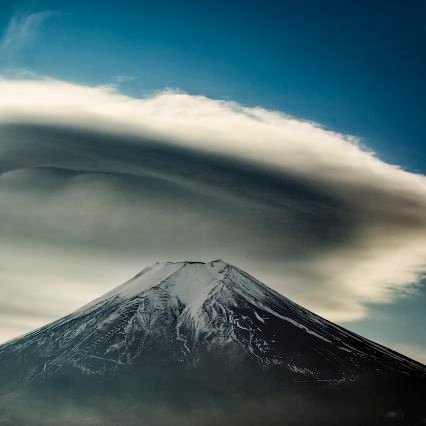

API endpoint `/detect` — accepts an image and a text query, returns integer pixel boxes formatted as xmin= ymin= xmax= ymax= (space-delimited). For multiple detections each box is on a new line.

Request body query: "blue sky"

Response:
xmin=0 ymin=0 xmax=425 ymax=362
xmin=1 ymin=0 xmax=425 ymax=171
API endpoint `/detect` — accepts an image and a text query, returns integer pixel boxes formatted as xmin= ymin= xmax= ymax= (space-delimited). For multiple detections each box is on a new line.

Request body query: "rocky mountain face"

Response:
xmin=0 ymin=260 xmax=425 ymax=425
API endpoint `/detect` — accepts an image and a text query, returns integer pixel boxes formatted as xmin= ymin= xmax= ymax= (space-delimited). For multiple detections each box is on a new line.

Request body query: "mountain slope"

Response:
xmin=0 ymin=260 xmax=424 ymax=425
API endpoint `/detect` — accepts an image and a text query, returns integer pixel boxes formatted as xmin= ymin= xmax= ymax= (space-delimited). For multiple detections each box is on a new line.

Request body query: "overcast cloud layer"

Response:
xmin=0 ymin=77 xmax=426 ymax=352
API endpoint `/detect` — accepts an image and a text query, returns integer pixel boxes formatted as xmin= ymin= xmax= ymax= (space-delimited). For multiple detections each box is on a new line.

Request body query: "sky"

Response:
xmin=0 ymin=0 xmax=425 ymax=363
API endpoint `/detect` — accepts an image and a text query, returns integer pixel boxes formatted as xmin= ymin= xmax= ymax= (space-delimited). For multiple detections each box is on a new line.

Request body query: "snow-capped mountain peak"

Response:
xmin=79 ymin=259 xmax=229 ymax=315
xmin=0 ymin=259 xmax=424 ymax=385
xmin=1 ymin=260 xmax=424 ymax=425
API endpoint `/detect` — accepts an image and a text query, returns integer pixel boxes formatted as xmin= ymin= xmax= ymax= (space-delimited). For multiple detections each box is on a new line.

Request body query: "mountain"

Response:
xmin=0 ymin=260 xmax=424 ymax=425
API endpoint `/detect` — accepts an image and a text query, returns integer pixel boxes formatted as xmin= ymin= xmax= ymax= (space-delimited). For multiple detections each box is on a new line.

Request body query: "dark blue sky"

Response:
xmin=1 ymin=0 xmax=425 ymax=172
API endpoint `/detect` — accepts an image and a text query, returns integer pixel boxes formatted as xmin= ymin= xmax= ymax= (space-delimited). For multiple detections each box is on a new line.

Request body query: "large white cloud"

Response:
xmin=0 ymin=77 xmax=425 ymax=349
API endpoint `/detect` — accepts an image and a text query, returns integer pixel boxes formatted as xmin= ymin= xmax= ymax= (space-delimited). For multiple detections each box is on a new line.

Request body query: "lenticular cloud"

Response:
xmin=0 ymin=76 xmax=425 ymax=343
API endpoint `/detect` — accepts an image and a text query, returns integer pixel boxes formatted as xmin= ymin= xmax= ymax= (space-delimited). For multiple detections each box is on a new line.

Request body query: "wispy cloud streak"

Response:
xmin=0 ymin=11 xmax=59 ymax=53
